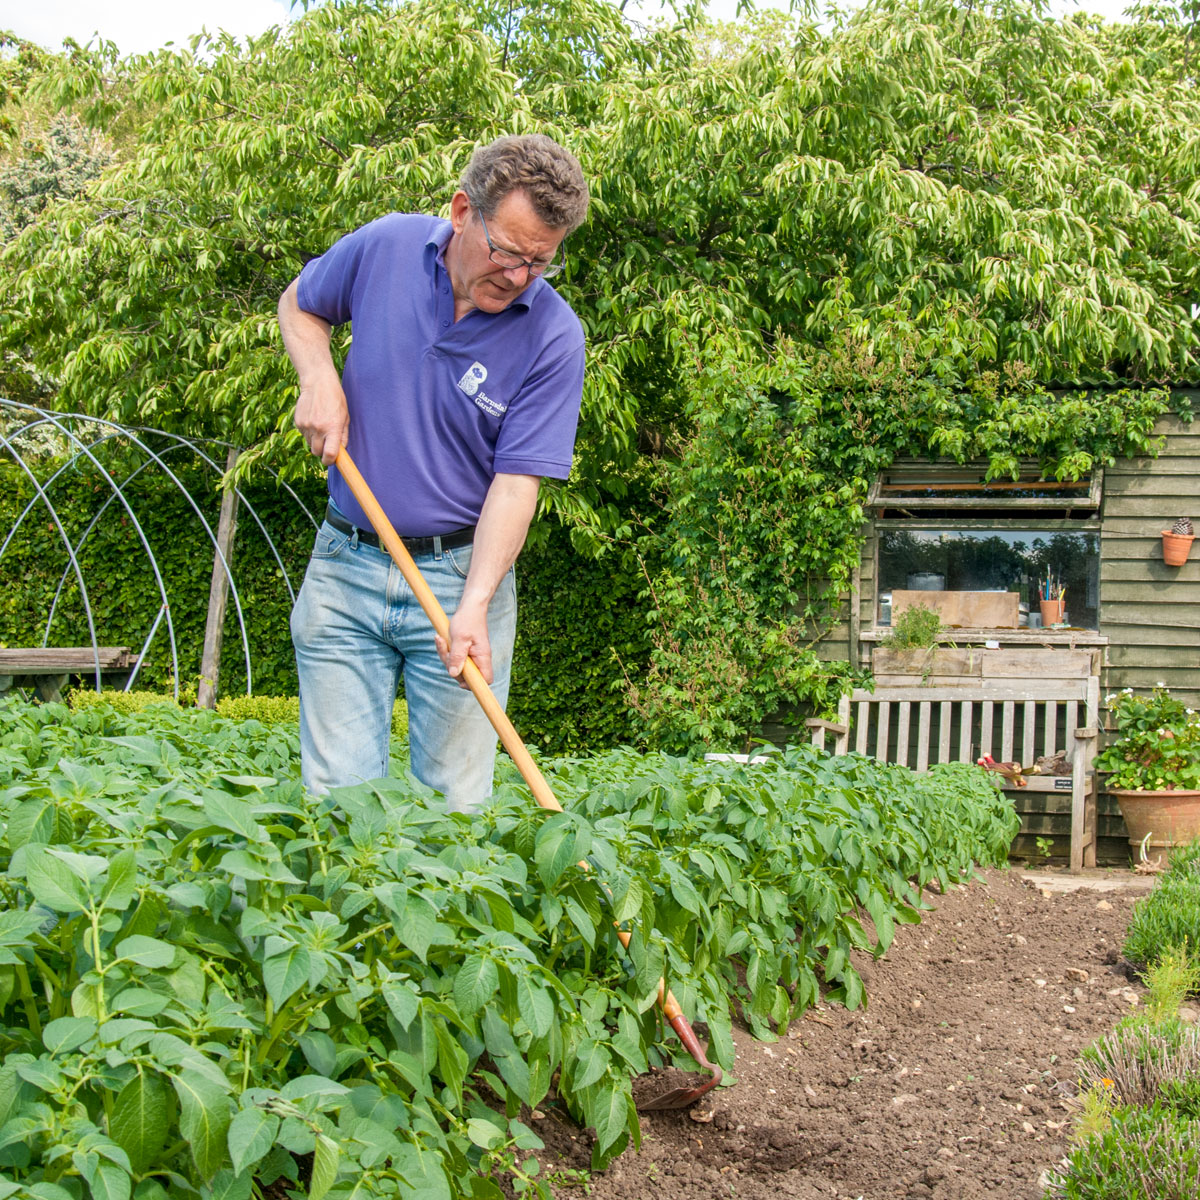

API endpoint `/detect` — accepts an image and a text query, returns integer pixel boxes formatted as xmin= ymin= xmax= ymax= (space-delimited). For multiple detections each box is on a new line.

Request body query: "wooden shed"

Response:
xmin=810 ymin=405 xmax=1199 ymax=863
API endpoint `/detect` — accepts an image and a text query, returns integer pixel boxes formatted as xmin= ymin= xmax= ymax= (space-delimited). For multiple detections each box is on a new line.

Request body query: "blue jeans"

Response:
xmin=290 ymin=518 xmax=517 ymax=812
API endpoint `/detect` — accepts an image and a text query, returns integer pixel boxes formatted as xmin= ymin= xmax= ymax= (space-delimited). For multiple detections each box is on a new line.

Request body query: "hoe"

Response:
xmin=335 ymin=447 xmax=723 ymax=1112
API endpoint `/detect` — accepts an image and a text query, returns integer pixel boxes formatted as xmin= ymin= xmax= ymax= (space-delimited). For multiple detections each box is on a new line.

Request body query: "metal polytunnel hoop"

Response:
xmin=0 ymin=399 xmax=321 ymax=702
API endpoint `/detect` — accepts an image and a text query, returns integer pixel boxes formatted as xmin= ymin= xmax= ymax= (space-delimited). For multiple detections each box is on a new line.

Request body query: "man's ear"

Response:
xmin=449 ymin=191 xmax=472 ymax=235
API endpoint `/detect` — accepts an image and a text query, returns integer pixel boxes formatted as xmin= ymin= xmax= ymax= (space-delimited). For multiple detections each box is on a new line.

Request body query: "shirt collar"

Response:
xmin=426 ymin=218 xmax=540 ymax=313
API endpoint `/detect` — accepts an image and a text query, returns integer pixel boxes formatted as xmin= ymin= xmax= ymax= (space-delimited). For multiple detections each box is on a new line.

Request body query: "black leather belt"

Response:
xmin=324 ymin=504 xmax=475 ymax=554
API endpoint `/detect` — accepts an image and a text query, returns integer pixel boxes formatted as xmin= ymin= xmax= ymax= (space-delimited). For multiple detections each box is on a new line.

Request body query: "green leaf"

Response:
xmin=609 ymin=876 xmax=645 ymax=924
xmin=393 ymin=1142 xmax=453 ymax=1200
xmin=47 ymin=847 xmax=110 ymax=882
xmin=111 ymin=1072 xmax=170 ymax=1175
xmin=465 ymin=1117 xmax=505 ymax=1150
xmin=381 ymin=979 xmax=419 ymax=1029
xmin=111 ymin=988 xmax=171 ymax=1018
xmin=262 ymin=945 xmax=311 ymax=1007
xmin=113 ymin=935 xmax=175 ymax=969
xmin=590 ymin=1081 xmax=632 ymax=1154
xmin=227 ymin=1107 xmax=279 ymax=1177
xmin=204 ymin=1169 xmax=252 ymax=1200
xmin=7 ymin=797 xmax=62 ymax=848
xmin=309 ymin=1133 xmax=339 ymax=1200
xmin=533 ymin=812 xmax=591 ymax=887
xmin=173 ymin=1070 xmax=232 ymax=1181
xmin=570 ymin=1039 xmax=610 ymax=1091
xmin=202 ymin=791 xmax=266 ymax=841
xmin=433 ymin=1022 xmax=468 ymax=1108
xmin=396 ymin=893 xmax=442 ymax=963
xmin=0 ymin=909 xmax=45 ymax=946
xmin=217 ymin=850 xmax=304 ymax=885
xmin=452 ymin=953 xmax=499 ymax=1016
xmin=42 ymin=1016 xmax=97 ymax=1054
xmin=90 ymin=1164 xmax=132 ymax=1200
xmin=25 ymin=1185 xmax=77 ymax=1200
xmin=23 ymin=844 xmax=90 ymax=912
xmin=100 ymin=849 xmax=138 ymax=912
xmin=16 ymin=1058 xmax=65 ymax=1093
xmin=514 ymin=974 xmax=554 ymax=1039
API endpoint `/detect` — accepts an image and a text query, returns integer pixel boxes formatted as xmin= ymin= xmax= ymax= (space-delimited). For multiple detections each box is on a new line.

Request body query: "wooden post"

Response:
xmin=197 ymin=447 xmax=239 ymax=709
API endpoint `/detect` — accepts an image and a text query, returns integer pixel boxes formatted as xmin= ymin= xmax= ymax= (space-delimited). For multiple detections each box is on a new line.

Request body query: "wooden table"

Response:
xmin=0 ymin=647 xmax=136 ymax=703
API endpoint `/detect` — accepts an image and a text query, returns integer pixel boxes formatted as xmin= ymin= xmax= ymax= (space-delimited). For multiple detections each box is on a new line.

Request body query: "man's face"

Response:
xmin=447 ymin=188 xmax=566 ymax=317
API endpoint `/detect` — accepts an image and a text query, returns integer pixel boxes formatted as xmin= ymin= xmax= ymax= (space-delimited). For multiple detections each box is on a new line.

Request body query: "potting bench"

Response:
xmin=808 ymin=648 xmax=1102 ymax=872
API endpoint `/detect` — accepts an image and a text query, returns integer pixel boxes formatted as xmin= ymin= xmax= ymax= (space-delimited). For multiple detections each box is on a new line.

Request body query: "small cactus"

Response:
xmin=1171 ymin=517 xmax=1194 ymax=537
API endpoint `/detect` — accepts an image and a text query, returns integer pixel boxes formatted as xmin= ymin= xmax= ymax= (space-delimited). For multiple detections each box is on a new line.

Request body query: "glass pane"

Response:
xmin=877 ymin=528 xmax=1100 ymax=629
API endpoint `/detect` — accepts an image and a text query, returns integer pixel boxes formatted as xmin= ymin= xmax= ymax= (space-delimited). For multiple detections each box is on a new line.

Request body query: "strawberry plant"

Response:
xmin=0 ymin=697 xmax=1016 ymax=1198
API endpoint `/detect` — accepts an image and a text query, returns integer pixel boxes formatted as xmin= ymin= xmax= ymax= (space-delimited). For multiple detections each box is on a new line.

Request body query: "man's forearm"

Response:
xmin=461 ymin=473 xmax=541 ymax=607
xmin=279 ymin=278 xmax=350 ymax=465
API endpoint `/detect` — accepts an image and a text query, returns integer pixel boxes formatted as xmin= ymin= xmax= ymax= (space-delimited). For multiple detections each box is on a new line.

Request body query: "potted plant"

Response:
xmin=1097 ymin=686 xmax=1200 ymax=852
xmin=1162 ymin=517 xmax=1194 ymax=566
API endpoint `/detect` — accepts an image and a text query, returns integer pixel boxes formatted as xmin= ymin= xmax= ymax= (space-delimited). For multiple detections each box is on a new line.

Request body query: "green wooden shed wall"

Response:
xmin=1099 ymin=408 xmax=1200 ymax=709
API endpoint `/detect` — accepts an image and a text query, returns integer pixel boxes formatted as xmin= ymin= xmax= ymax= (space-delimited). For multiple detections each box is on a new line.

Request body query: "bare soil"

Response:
xmin=533 ymin=867 xmax=1156 ymax=1200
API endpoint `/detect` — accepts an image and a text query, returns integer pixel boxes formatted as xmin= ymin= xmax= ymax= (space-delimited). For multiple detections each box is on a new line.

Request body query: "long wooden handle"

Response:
xmin=334 ymin=448 xmax=682 ymax=1016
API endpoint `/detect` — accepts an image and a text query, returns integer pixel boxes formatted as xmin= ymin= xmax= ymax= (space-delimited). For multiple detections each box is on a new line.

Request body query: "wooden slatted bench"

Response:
xmin=0 ymin=647 xmax=136 ymax=703
xmin=809 ymin=649 xmax=1101 ymax=872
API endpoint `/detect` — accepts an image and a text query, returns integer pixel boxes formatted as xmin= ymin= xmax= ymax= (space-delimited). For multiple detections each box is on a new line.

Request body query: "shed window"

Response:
xmin=870 ymin=462 xmax=1102 ymax=631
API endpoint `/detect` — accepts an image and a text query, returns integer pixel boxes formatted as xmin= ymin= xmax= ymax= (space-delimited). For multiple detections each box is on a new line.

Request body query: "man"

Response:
xmin=279 ymin=134 xmax=588 ymax=811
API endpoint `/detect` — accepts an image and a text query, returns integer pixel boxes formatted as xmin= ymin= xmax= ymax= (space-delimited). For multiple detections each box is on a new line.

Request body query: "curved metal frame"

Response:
xmin=0 ymin=400 xmax=321 ymax=700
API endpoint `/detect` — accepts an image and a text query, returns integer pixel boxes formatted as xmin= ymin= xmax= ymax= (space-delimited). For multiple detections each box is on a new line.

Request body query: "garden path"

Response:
xmin=534 ymin=867 xmax=1158 ymax=1200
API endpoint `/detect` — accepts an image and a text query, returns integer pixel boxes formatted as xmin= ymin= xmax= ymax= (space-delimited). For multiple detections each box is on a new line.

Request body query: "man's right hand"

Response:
xmin=278 ymin=277 xmax=348 ymax=466
xmin=294 ymin=377 xmax=349 ymax=466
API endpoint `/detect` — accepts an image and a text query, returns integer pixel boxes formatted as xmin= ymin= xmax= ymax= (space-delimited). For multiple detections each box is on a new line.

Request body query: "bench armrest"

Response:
xmin=805 ymin=718 xmax=849 ymax=736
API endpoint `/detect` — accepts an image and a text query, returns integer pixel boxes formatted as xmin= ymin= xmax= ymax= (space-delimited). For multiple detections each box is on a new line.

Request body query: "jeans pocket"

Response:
xmin=311 ymin=522 xmax=352 ymax=560
xmin=445 ymin=543 xmax=473 ymax=580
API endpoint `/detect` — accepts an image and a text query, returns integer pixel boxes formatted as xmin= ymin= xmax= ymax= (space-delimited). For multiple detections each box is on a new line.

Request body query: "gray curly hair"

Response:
xmin=460 ymin=134 xmax=589 ymax=234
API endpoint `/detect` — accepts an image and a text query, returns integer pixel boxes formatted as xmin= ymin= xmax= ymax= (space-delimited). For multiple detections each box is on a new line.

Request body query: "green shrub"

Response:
xmin=879 ymin=603 xmax=944 ymax=650
xmin=1044 ymin=1102 xmax=1200 ymax=1199
xmin=1079 ymin=1017 xmax=1200 ymax=1108
xmin=68 ymin=686 xmax=194 ymax=714
xmin=69 ymin=688 xmax=408 ymax=737
xmin=1122 ymin=850 xmax=1200 ymax=974
xmin=1158 ymin=1076 xmax=1200 ymax=1121
xmin=212 ymin=693 xmax=301 ymax=725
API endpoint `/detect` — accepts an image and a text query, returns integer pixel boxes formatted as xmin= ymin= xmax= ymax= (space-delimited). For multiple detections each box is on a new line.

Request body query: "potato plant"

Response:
xmin=0 ymin=698 xmax=1017 ymax=1198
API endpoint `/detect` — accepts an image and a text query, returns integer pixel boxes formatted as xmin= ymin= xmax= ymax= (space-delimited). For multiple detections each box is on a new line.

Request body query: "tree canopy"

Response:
xmin=1 ymin=0 xmax=1197 ymax=746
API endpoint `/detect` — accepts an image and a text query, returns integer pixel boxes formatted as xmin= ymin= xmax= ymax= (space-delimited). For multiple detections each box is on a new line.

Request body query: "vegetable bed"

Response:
xmin=0 ymin=698 xmax=1017 ymax=1199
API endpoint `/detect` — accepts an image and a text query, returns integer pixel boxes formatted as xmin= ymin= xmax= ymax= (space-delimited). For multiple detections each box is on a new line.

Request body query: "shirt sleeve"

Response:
xmin=295 ymin=222 xmax=377 ymax=327
xmin=492 ymin=340 xmax=585 ymax=480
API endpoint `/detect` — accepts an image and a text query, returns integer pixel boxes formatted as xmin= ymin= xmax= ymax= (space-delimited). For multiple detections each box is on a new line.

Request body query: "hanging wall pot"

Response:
xmin=1162 ymin=517 xmax=1195 ymax=567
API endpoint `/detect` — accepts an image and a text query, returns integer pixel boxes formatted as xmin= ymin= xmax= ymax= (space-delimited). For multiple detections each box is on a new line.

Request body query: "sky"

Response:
xmin=4 ymin=0 xmax=1147 ymax=57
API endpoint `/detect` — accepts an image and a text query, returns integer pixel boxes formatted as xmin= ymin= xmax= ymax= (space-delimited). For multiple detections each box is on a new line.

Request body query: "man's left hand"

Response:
xmin=436 ymin=598 xmax=492 ymax=687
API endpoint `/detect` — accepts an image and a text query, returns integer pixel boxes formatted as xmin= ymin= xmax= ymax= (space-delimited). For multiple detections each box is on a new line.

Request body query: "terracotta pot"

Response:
xmin=1162 ymin=531 xmax=1195 ymax=567
xmin=1039 ymin=599 xmax=1064 ymax=626
xmin=1110 ymin=788 xmax=1200 ymax=852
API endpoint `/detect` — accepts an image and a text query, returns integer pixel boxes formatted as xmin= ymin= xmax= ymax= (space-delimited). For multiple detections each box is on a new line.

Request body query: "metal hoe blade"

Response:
xmin=637 ymin=1006 xmax=724 ymax=1112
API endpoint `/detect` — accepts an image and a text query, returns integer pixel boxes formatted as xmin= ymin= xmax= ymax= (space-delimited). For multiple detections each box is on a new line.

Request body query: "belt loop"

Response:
xmin=433 ymin=535 xmax=443 ymax=560
xmin=350 ymin=528 xmax=360 ymax=550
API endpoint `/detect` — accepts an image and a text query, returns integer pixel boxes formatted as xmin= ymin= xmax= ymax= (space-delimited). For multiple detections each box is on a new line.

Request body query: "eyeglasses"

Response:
xmin=476 ymin=207 xmax=564 ymax=279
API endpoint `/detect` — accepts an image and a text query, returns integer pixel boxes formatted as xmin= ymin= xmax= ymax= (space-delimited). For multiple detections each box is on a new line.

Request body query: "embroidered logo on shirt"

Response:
xmin=457 ymin=362 xmax=488 ymax=395
xmin=457 ymin=361 xmax=507 ymax=419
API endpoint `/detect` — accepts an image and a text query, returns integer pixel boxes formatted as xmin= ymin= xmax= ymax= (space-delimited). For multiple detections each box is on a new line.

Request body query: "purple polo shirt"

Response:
xmin=296 ymin=213 xmax=585 ymax=536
